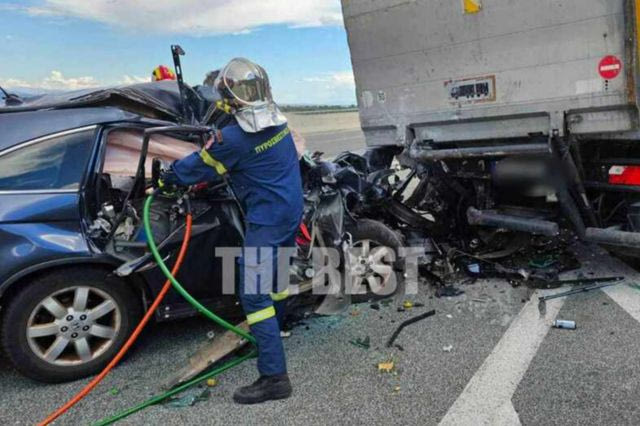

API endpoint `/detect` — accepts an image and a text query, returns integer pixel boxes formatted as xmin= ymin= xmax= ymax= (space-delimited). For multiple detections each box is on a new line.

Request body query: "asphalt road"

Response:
xmin=3 ymin=244 xmax=640 ymax=425
xmin=303 ymin=128 xmax=366 ymax=158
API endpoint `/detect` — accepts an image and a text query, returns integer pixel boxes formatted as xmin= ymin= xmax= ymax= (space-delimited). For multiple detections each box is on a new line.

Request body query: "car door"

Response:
xmin=0 ymin=126 xmax=100 ymax=289
xmin=89 ymin=125 xmax=244 ymax=320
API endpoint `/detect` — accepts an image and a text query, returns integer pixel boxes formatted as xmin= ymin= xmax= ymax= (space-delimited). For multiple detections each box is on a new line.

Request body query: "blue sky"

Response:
xmin=0 ymin=0 xmax=356 ymax=105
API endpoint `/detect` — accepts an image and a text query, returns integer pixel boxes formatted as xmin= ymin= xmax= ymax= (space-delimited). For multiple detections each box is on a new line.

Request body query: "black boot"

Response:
xmin=233 ymin=374 xmax=292 ymax=404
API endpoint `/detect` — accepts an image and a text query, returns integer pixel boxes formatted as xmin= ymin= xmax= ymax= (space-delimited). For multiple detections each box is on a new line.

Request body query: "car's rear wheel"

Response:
xmin=1 ymin=267 xmax=142 ymax=383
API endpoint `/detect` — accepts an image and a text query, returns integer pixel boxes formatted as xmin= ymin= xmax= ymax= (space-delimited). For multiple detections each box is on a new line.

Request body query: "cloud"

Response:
xmin=41 ymin=70 xmax=100 ymax=90
xmin=16 ymin=0 xmax=343 ymax=35
xmin=303 ymin=71 xmax=355 ymax=88
xmin=0 ymin=77 xmax=31 ymax=88
xmin=1 ymin=70 xmax=137 ymax=91
xmin=274 ymin=71 xmax=356 ymax=105
xmin=120 ymin=75 xmax=149 ymax=85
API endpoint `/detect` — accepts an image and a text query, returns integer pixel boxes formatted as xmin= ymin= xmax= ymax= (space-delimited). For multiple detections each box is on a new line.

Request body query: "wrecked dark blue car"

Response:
xmin=0 ymin=83 xmax=244 ymax=382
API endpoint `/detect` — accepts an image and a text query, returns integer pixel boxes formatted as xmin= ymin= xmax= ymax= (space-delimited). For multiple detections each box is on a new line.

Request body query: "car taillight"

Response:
xmin=608 ymin=165 xmax=640 ymax=185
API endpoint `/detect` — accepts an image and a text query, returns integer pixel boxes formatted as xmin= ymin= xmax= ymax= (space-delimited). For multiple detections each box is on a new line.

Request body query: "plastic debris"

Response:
xmin=378 ymin=361 xmax=395 ymax=372
xmin=403 ymin=300 xmax=413 ymax=309
xmin=206 ymin=378 xmax=218 ymax=387
xmin=393 ymin=386 xmax=401 ymax=393
xmin=386 ymin=310 xmax=436 ymax=348
xmin=370 ymin=303 xmax=380 ymax=310
xmin=166 ymin=389 xmax=211 ymax=408
xmin=109 ymin=388 xmax=119 ymax=396
xmin=442 ymin=345 xmax=453 ymax=352
xmin=445 ymin=314 xmax=453 ymax=319
xmin=350 ymin=336 xmax=371 ymax=349
xmin=280 ymin=330 xmax=292 ymax=338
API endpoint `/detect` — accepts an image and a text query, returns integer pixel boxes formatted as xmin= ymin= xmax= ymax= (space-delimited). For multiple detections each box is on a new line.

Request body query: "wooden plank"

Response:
xmin=163 ymin=321 xmax=250 ymax=390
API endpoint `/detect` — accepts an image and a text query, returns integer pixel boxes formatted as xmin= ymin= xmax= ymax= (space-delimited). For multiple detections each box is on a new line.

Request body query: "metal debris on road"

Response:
xmin=386 ymin=310 xmax=436 ymax=348
xmin=537 ymin=276 xmax=625 ymax=315
xmin=552 ymin=320 xmax=577 ymax=330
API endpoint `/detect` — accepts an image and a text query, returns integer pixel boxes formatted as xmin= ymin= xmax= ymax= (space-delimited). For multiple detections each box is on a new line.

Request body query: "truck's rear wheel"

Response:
xmin=1 ymin=268 xmax=142 ymax=383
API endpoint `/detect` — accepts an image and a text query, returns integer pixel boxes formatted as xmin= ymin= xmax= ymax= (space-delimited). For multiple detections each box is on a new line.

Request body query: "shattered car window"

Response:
xmin=0 ymin=129 xmax=95 ymax=191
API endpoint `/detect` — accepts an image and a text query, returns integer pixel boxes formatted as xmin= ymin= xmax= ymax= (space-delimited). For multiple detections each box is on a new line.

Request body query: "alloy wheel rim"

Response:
xmin=349 ymin=239 xmax=395 ymax=295
xmin=26 ymin=286 xmax=121 ymax=366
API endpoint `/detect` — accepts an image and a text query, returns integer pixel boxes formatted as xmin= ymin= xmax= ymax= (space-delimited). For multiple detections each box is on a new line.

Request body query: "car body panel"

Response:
xmin=0 ymin=108 xmax=144 ymax=151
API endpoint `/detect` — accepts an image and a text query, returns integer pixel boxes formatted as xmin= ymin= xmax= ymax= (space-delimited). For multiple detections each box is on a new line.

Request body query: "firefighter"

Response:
xmin=161 ymin=58 xmax=302 ymax=404
xmin=151 ymin=65 xmax=176 ymax=82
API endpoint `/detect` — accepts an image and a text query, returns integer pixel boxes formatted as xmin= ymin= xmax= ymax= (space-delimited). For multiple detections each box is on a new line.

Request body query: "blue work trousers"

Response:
xmin=238 ymin=220 xmax=298 ymax=376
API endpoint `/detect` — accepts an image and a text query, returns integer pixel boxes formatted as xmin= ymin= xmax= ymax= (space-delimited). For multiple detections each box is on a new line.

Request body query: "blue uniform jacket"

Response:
xmin=172 ymin=122 xmax=304 ymax=226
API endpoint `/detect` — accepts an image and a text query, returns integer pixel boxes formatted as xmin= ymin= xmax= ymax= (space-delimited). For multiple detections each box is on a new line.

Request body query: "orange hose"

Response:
xmin=39 ymin=214 xmax=193 ymax=426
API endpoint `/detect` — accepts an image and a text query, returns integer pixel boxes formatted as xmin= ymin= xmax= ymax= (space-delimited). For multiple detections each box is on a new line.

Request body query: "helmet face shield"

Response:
xmin=213 ymin=57 xmax=286 ymax=133
xmin=215 ymin=58 xmax=272 ymax=106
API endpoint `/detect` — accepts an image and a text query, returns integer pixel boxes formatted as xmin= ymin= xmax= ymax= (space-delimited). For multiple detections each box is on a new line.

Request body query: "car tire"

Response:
xmin=1 ymin=267 xmax=142 ymax=383
xmin=346 ymin=219 xmax=404 ymax=303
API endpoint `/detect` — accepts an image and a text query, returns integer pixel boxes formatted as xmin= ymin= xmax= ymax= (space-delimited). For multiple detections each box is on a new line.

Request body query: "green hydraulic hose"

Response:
xmin=94 ymin=193 xmax=256 ymax=425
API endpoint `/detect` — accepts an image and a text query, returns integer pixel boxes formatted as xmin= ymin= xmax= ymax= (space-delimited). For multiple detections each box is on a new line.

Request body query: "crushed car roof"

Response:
xmin=0 ymin=81 xmax=186 ymax=122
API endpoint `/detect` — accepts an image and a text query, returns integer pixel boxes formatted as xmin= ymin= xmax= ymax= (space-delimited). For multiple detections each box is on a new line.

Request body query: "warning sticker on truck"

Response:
xmin=462 ymin=0 xmax=481 ymax=14
xmin=445 ymin=75 xmax=496 ymax=104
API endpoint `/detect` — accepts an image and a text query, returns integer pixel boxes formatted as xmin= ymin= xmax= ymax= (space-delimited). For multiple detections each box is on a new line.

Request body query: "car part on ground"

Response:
xmin=385 ymin=310 xmax=436 ymax=348
xmin=537 ymin=276 xmax=625 ymax=315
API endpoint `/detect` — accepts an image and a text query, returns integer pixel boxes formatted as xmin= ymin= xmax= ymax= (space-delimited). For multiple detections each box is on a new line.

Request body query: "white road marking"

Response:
xmin=439 ymin=289 xmax=566 ymax=426
xmin=604 ymin=284 xmax=640 ymax=323
xmin=586 ymin=250 xmax=640 ymax=324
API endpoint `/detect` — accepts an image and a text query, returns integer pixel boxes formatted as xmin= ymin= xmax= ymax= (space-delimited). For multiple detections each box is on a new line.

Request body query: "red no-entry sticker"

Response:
xmin=599 ymin=55 xmax=622 ymax=79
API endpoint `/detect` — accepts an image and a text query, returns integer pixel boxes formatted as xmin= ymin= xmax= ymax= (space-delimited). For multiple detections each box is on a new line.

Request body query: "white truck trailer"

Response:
xmin=343 ymin=0 xmax=640 ymax=251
